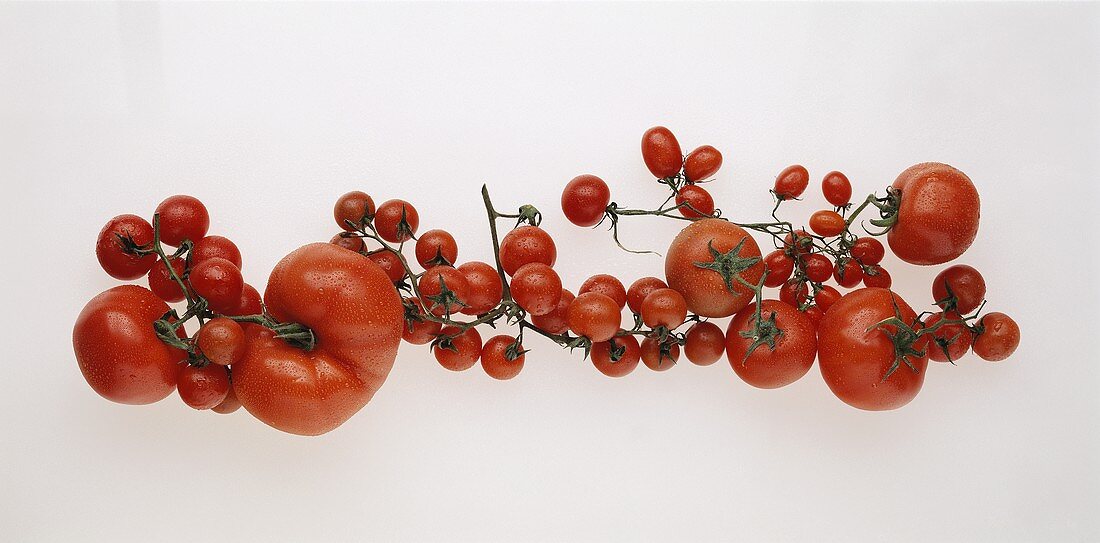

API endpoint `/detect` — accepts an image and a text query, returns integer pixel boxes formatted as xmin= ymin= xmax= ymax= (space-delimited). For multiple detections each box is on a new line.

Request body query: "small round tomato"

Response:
xmin=190 ymin=257 xmax=244 ymax=313
xmin=402 ymin=298 xmax=443 ymax=345
xmin=684 ymin=321 xmax=725 ymax=366
xmin=193 ymin=235 xmax=243 ymax=269
xmin=641 ymin=336 xmax=679 ymax=371
xmin=374 ymin=199 xmax=420 ymax=243
xmin=334 ymin=191 xmax=376 ymax=232
xmin=417 ymin=265 xmax=471 ymax=317
xmin=809 ymin=210 xmax=846 ymax=237
xmin=212 ymin=382 xmax=241 ymax=414
xmin=773 ymin=165 xmax=809 ymax=200
xmin=802 ymin=253 xmax=833 ymax=283
xmin=626 ymin=276 xmax=667 ymax=314
xmin=155 ymin=195 xmax=210 ymax=247
xmin=96 ymin=214 xmax=156 ymax=280
xmin=850 ymin=237 xmax=885 ymax=265
xmin=562 ymin=174 xmax=611 ymax=227
xmin=641 ymin=126 xmax=683 ymax=178
xmin=972 ymin=312 xmax=1019 ymax=362
xmin=433 ymin=326 xmax=482 ymax=371
xmin=862 ymin=265 xmax=892 ymax=288
xmin=225 ymin=283 xmax=263 ymax=317
xmin=783 ymin=229 xmax=814 ymax=256
xmin=197 ymin=317 xmax=246 ymax=366
xmin=458 ymin=261 xmax=504 ymax=315
xmin=510 ymin=263 xmax=563 ymax=317
xmin=367 ymin=249 xmax=407 ymax=283
xmin=330 ymin=234 xmax=365 ymax=252
xmin=779 ymin=280 xmax=809 ymax=308
xmin=665 ymin=219 xmax=764 ymax=318
xmin=591 ymin=335 xmax=641 ymax=378
xmin=833 ymin=258 xmax=864 ymax=288
xmin=923 ymin=312 xmax=972 ymax=363
xmin=481 ymin=335 xmax=525 ymax=380
xmin=803 ymin=305 xmax=824 ymax=326
xmin=414 ymin=229 xmax=458 ymax=268
xmin=178 ymin=364 xmax=230 ymax=410
xmin=822 ymin=171 xmax=852 ymax=207
xmin=147 ymin=257 xmax=188 ymax=303
xmin=567 ymin=292 xmax=621 ymax=342
xmin=684 ymin=145 xmax=722 ymax=182
xmin=726 ymin=299 xmax=817 ymax=389
xmin=641 ymin=288 xmax=688 ymax=329
xmin=932 ymin=264 xmax=986 ymax=314
xmin=888 ymin=162 xmax=980 ymax=265
xmin=499 ymin=225 xmax=557 ymax=276
xmin=763 ymin=250 xmax=795 ymax=288
xmin=579 ymin=274 xmax=627 ymax=309
xmin=531 ymin=289 xmax=575 ymax=334
xmin=813 ymin=285 xmax=842 ymax=312
xmin=675 ymin=185 xmax=715 ymax=218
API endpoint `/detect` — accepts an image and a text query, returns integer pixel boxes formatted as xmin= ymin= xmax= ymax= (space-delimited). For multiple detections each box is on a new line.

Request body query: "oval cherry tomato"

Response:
xmin=813 ymin=285 xmax=842 ymax=312
xmin=809 ymin=210 xmax=846 ymax=237
xmin=433 ymin=326 xmax=482 ymax=371
xmin=418 ymin=265 xmax=471 ymax=317
xmin=510 ymin=263 xmax=563 ymax=317
xmin=414 ymin=229 xmax=458 ymax=268
xmin=193 ymin=235 xmax=243 ymax=270
xmin=726 ymin=299 xmax=816 ymax=389
xmin=888 ymin=162 xmax=980 ymax=265
xmin=401 ymin=298 xmax=442 ymax=345
xmin=330 ymin=234 xmax=365 ymax=252
xmin=178 ymin=364 xmax=230 ymax=410
xmin=562 ymin=174 xmax=611 ymax=227
xmin=675 ymin=185 xmax=715 ymax=218
xmin=190 ymin=257 xmax=244 ymax=314
xmin=641 ymin=336 xmax=679 ymax=371
xmin=684 ymin=321 xmax=725 ymax=366
xmin=481 ymin=335 xmax=525 ymax=380
xmin=641 ymin=126 xmax=683 ymax=178
xmin=212 ymin=381 xmax=241 ymax=414
xmin=334 ymin=191 xmax=376 ymax=232
xmin=802 ymin=253 xmax=834 ymax=283
xmin=850 ymin=237 xmax=885 ymax=265
xmin=763 ymin=250 xmax=794 ymax=288
xmin=457 ymin=261 xmax=504 ymax=315
xmin=972 ymin=312 xmax=1020 ymax=362
xmin=147 ymin=257 xmax=188 ymax=303
xmin=96 ymin=214 xmax=156 ymax=280
xmin=923 ymin=312 xmax=972 ymax=363
xmin=155 ymin=195 xmax=210 ymax=247
xmin=684 ymin=145 xmax=722 ymax=182
xmin=932 ymin=264 xmax=986 ymax=314
xmin=499 ymin=226 xmax=557 ymax=276
xmin=626 ymin=276 xmax=668 ymax=314
xmin=822 ymin=171 xmax=852 ymax=207
xmin=197 ymin=317 xmax=246 ymax=366
xmin=591 ymin=335 xmax=641 ymax=378
xmin=367 ymin=249 xmax=407 ymax=283
xmin=374 ymin=199 xmax=420 ymax=243
xmin=641 ymin=288 xmax=688 ymax=329
xmin=579 ymin=274 xmax=627 ymax=309
xmin=833 ymin=258 xmax=864 ymax=288
xmin=531 ymin=289 xmax=575 ymax=334
xmin=773 ymin=165 xmax=809 ymax=200
xmin=567 ymin=292 xmax=621 ymax=342
xmin=779 ymin=280 xmax=809 ymax=308
xmin=862 ymin=265 xmax=892 ymax=288
xmin=665 ymin=219 xmax=764 ymax=318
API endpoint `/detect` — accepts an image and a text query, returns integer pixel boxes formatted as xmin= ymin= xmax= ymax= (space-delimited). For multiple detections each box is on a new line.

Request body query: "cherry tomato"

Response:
xmin=212 ymin=382 xmax=241 ymax=414
xmin=641 ymin=126 xmax=683 ymax=178
xmin=147 ymin=257 xmax=188 ymax=303
xmin=763 ymin=250 xmax=795 ymax=288
xmin=562 ymin=174 xmax=611 ymax=227
xmin=402 ymin=298 xmax=443 ymax=345
xmin=531 ymin=289 xmax=575 ymax=334
xmin=367 ymin=249 xmax=407 ymax=283
xmin=641 ymin=288 xmax=688 ymax=329
xmin=773 ymin=165 xmax=809 ymax=200
xmin=802 ymin=253 xmax=834 ymax=283
xmin=96 ymin=214 xmax=156 ymax=280
xmin=499 ymin=226 xmax=557 ymax=276
xmin=726 ymin=300 xmax=817 ymax=389
xmin=579 ymin=274 xmax=627 ymax=309
xmin=862 ymin=265 xmax=892 ymax=288
xmin=641 ymin=336 xmax=679 ymax=371
xmin=665 ymin=219 xmax=764 ymax=318
xmin=803 ymin=305 xmax=824 ymax=326
xmin=972 ymin=312 xmax=1020 ymax=362
xmin=783 ymin=229 xmax=814 ymax=256
xmin=684 ymin=145 xmax=722 ymax=182
xmin=192 ymin=235 xmax=243 ymax=269
xmin=833 ymin=258 xmax=864 ymax=288
xmin=850 ymin=237 xmax=885 ymax=265
xmin=684 ymin=321 xmax=725 ymax=366
xmin=155 ymin=195 xmax=210 ymax=247
xmin=178 ymin=364 xmax=230 ymax=410
xmin=374 ymin=199 xmax=420 ymax=243
xmin=418 ymin=265 xmax=471 ymax=317
xmin=197 ymin=317 xmax=246 ymax=366
xmin=809 ymin=210 xmax=846 ymax=237
xmin=226 ymin=283 xmax=263 ymax=317
xmin=888 ymin=162 xmax=980 ymax=265
xmin=334 ymin=191 xmax=376 ymax=232
xmin=626 ymin=276 xmax=668 ymax=314
xmin=675 ymin=185 xmax=715 ymax=218
xmin=190 ymin=257 xmax=244 ymax=314
xmin=481 ymin=335 xmax=525 ymax=380
xmin=591 ymin=335 xmax=641 ymax=378
xmin=814 ymin=285 xmax=842 ymax=312
xmin=457 ymin=261 xmax=504 ymax=315
xmin=923 ymin=312 xmax=972 ymax=363
xmin=510 ymin=263 xmax=563 ymax=317
xmin=822 ymin=171 xmax=852 ymax=207
xmin=330 ymin=234 xmax=365 ymax=252
xmin=414 ymin=229 xmax=458 ymax=268
xmin=567 ymin=292 xmax=621 ymax=342
xmin=73 ymin=285 xmax=186 ymax=404
xmin=433 ymin=326 xmax=482 ymax=371
xmin=779 ymin=280 xmax=809 ymax=308
xmin=932 ymin=264 xmax=986 ymax=314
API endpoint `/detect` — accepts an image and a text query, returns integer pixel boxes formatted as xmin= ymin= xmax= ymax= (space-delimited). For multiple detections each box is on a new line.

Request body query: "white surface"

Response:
xmin=2 ymin=3 xmax=1098 ymax=542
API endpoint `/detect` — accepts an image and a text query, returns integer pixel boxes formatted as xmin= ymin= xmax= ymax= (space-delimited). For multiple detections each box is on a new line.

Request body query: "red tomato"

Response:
xmin=401 ymin=298 xmax=442 ymax=345
xmin=73 ymin=285 xmax=185 ymax=404
xmin=675 ymin=185 xmax=716 ymax=218
xmin=334 ymin=191 xmax=376 ymax=232
xmin=683 ymin=145 xmax=722 ymax=182
xmin=562 ymin=174 xmax=611 ymax=227
xmin=367 ymin=249 xmax=407 ymax=283
xmin=510 ymin=263 xmax=563 ymax=317
xmin=665 ymin=219 xmax=764 ymax=318
xmin=972 ymin=312 xmax=1020 ymax=362
xmin=726 ymin=300 xmax=817 ymax=389
xmin=802 ymin=253 xmax=834 ymax=283
xmin=783 ymin=229 xmax=814 ymax=256
xmin=499 ymin=225 xmax=557 ymax=276
xmin=417 ymin=265 xmax=471 ymax=317
xmin=763 ymin=250 xmax=794 ymax=288
xmin=888 ymin=163 xmax=980 ymax=265
xmin=481 ymin=335 xmax=525 ymax=380
xmin=779 ymin=280 xmax=809 ymax=308
xmin=155 ymin=195 xmax=210 ymax=247
xmin=95 ymin=214 xmax=156 ymax=280
xmin=374 ymin=199 xmax=420 ymax=243
xmin=531 ymin=289 xmax=574 ymax=334
xmin=833 ymin=258 xmax=864 ymax=288
xmin=803 ymin=305 xmax=824 ymax=327
xmin=922 ymin=312 xmax=972 ymax=363
xmin=178 ymin=364 xmax=230 ymax=410
xmin=225 ymin=283 xmax=263 ymax=317
xmin=684 ymin=321 xmax=725 ymax=366
xmin=822 ymin=171 xmax=852 ymax=207
xmin=818 ymin=288 xmax=928 ymax=411
xmin=193 ymin=235 xmax=243 ymax=270
xmin=414 ymin=229 xmax=458 ymax=268
xmin=850 ymin=237 xmax=885 ymax=265
xmin=197 ymin=317 xmax=246 ymax=366
xmin=641 ymin=126 xmax=683 ymax=178
xmin=147 ymin=257 xmax=188 ymax=303
xmin=591 ymin=335 xmax=641 ymax=378
xmin=641 ymin=336 xmax=679 ymax=371
xmin=433 ymin=326 xmax=482 ymax=371
xmin=809 ymin=210 xmax=846 ymax=237
xmin=931 ymin=264 xmax=986 ymax=314
xmin=457 ymin=261 xmax=504 ymax=315
xmin=330 ymin=234 xmax=365 ymax=252
xmin=862 ymin=265 xmax=892 ymax=288
xmin=567 ymin=292 xmax=621 ymax=342
xmin=626 ymin=276 xmax=667 ymax=314
xmin=233 ymin=243 xmax=403 ymax=435
xmin=814 ymin=285 xmax=842 ymax=312
xmin=212 ymin=383 xmax=241 ymax=414
xmin=190 ymin=257 xmax=244 ymax=314
xmin=579 ymin=274 xmax=627 ymax=309
xmin=641 ymin=288 xmax=688 ymax=329
xmin=773 ymin=165 xmax=809 ymax=200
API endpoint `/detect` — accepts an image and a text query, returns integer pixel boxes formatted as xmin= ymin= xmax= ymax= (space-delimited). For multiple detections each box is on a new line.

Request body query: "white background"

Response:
xmin=2 ymin=3 xmax=1098 ymax=542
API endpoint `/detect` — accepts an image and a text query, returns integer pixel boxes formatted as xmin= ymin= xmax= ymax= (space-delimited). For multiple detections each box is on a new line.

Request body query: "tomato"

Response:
xmin=641 ymin=336 xmax=679 ymax=371
xmin=803 ymin=305 xmax=824 ymax=326
xmin=591 ymin=335 xmax=641 ymax=378
xmin=813 ymin=285 xmax=841 ymax=312
xmin=96 ymin=214 xmax=156 ymax=280
xmin=401 ymin=298 xmax=443 ymax=345
xmin=562 ymin=174 xmax=611 ymax=227
xmin=684 ymin=145 xmax=722 ymax=182
xmin=155 ymin=195 xmax=209 ymax=247
xmin=822 ymin=171 xmax=852 ymax=207
xmin=802 ymin=253 xmax=833 ymax=283
xmin=334 ymin=191 xmax=376 ymax=232
xmin=212 ymin=382 xmax=241 ymax=414
xmin=818 ymin=288 xmax=928 ymax=411
xmin=233 ymin=242 xmax=403 ymax=435
xmin=531 ymin=289 xmax=574 ymax=334
xmin=888 ymin=162 xmax=980 ymax=265
xmin=147 ymin=257 xmax=188 ymax=303
xmin=641 ymin=288 xmax=688 ymax=329
xmin=779 ymin=280 xmax=809 ymax=308
xmin=367 ymin=249 xmax=407 ymax=283
xmin=193 ymin=235 xmax=243 ymax=269
xmin=675 ymin=185 xmax=715 ymax=218
xmin=374 ymin=199 xmax=420 ymax=243
xmin=833 ymin=258 xmax=863 ymax=288
xmin=579 ymin=274 xmax=627 ymax=309
xmin=197 ymin=317 xmax=246 ymax=366
xmin=932 ymin=264 xmax=986 ymax=314
xmin=73 ymin=285 xmax=185 ymax=404
xmin=809 ymin=210 xmax=846 ymax=237
xmin=499 ymin=225 xmax=557 ymax=276
xmin=726 ymin=300 xmax=816 ymax=389
xmin=665 ymin=219 xmax=764 ymax=318
xmin=783 ymin=229 xmax=814 ymax=256
xmin=567 ymin=292 xmax=621 ymax=342
xmin=862 ymin=265 xmax=892 ymax=288
xmin=773 ymin=165 xmax=809 ymax=200
xmin=481 ymin=335 xmax=525 ymax=380
xmin=972 ymin=312 xmax=1020 ymax=362
xmin=226 ymin=283 xmax=263 ymax=317
xmin=641 ymin=126 xmax=683 ymax=178
xmin=626 ymin=276 xmax=667 ymax=314
xmin=850 ymin=237 xmax=885 ymax=265
xmin=922 ymin=312 xmax=972 ymax=363
xmin=457 ymin=261 xmax=503 ymax=315
xmin=433 ymin=326 xmax=482 ymax=371
xmin=178 ymin=364 xmax=230 ymax=410
xmin=417 ymin=265 xmax=470 ymax=317
xmin=330 ymin=234 xmax=365 ymax=252
xmin=190 ymin=257 xmax=244 ymax=314
xmin=415 ymin=229 xmax=458 ymax=268
xmin=684 ymin=321 xmax=725 ymax=366
xmin=510 ymin=263 xmax=563 ymax=317
xmin=763 ymin=250 xmax=794 ymax=288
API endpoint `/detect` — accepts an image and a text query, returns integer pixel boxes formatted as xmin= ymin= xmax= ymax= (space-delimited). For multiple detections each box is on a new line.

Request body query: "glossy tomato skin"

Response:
xmin=417 ymin=266 xmax=470 ymax=317
xmin=972 ymin=312 xmax=1020 ymax=362
xmin=197 ymin=317 xmax=246 ymax=366
xmin=802 ymin=254 xmax=833 ymax=283
xmin=531 ymin=289 xmax=574 ymax=334
xmin=888 ymin=162 xmax=980 ymax=265
xmin=190 ymin=257 xmax=244 ymax=314
xmin=779 ymin=280 xmax=809 ymax=308
xmin=579 ymin=274 xmax=627 ymax=309
xmin=96 ymin=214 xmax=157 ymax=280
xmin=726 ymin=300 xmax=817 ymax=389
xmin=641 ymin=288 xmax=688 ymax=329
xmin=763 ymin=250 xmax=794 ymax=288
xmin=684 ymin=321 xmax=725 ymax=366
xmin=480 ymin=335 xmax=524 ymax=380
xmin=334 ymin=191 xmax=376 ymax=232
xmin=774 ymin=165 xmax=809 ymax=200
xmin=73 ymin=285 xmax=185 ymax=405
xmin=822 ymin=171 xmax=852 ymax=207
xmin=226 ymin=283 xmax=263 ymax=317
xmin=434 ymin=326 xmax=482 ymax=371
xmin=684 ymin=145 xmax=722 ymax=182
xmin=809 ymin=210 xmax=845 ymax=237
xmin=641 ymin=337 xmax=679 ymax=371
xmin=212 ymin=383 xmax=242 ymax=414
xmin=331 ymin=234 xmax=365 ymax=253
xmin=562 ymin=174 xmax=611 ymax=227
xmin=931 ymin=264 xmax=986 ymax=314
xmin=499 ymin=226 xmax=557 ymax=276
xmin=367 ymin=250 xmax=407 ymax=283
xmin=814 ymin=285 xmax=842 ymax=313
xmin=147 ymin=257 xmax=188 ymax=303
xmin=192 ymin=236 xmax=243 ymax=270
xmin=862 ymin=265 xmax=892 ymax=288
xmin=374 ymin=199 xmax=419 ymax=243
xmin=567 ymin=292 xmax=621 ymax=343
xmin=665 ymin=219 xmax=764 ymax=318
xmin=457 ymin=261 xmax=504 ymax=315
xmin=415 ymin=229 xmax=458 ymax=268
xmin=850 ymin=237 xmax=885 ymax=265
xmin=641 ymin=126 xmax=683 ymax=178
xmin=155 ymin=195 xmax=210 ymax=247
xmin=510 ymin=263 xmax=563 ymax=317
xmin=233 ymin=243 xmax=403 ymax=436
xmin=591 ymin=335 xmax=641 ymax=378
xmin=626 ymin=277 xmax=667 ymax=314
xmin=675 ymin=185 xmax=715 ymax=218
xmin=818 ymin=288 xmax=928 ymax=411
xmin=177 ymin=364 xmax=230 ymax=410
xmin=923 ymin=312 xmax=972 ymax=363
xmin=833 ymin=258 xmax=864 ymax=288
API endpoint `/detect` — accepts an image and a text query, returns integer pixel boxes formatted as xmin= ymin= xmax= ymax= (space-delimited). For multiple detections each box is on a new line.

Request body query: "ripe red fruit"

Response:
xmin=334 ymin=191 xmax=376 ymax=232
xmin=95 ymin=214 xmax=156 ymax=280
xmin=773 ymin=165 xmax=809 ymax=200
xmin=579 ymin=274 xmax=627 ymax=309
xmin=562 ymin=174 xmax=611 ymax=227
xmin=192 ymin=235 xmax=243 ymax=270
xmin=155 ymin=195 xmax=210 ymax=247
xmin=683 ymin=145 xmax=722 ymax=182
xmin=641 ymin=126 xmax=683 ymax=178
xmin=675 ymin=185 xmax=715 ymax=218
xmin=821 ymin=171 xmax=852 ymax=207
xmin=190 ymin=257 xmax=245 ymax=314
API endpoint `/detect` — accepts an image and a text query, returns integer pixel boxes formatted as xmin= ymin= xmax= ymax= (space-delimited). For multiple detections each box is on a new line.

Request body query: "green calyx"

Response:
xmin=738 ymin=310 xmax=784 ymax=364
xmin=693 ymin=238 xmax=762 ymax=295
